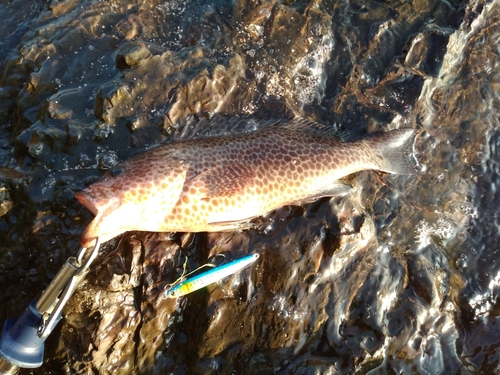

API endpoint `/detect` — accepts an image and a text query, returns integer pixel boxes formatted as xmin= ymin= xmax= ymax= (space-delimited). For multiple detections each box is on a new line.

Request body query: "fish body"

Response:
xmin=76 ymin=120 xmax=416 ymax=247
xmin=164 ymin=253 xmax=260 ymax=298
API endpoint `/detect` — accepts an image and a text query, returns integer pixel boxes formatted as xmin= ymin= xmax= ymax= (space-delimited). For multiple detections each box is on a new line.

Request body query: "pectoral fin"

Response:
xmin=190 ymin=163 xmax=256 ymax=198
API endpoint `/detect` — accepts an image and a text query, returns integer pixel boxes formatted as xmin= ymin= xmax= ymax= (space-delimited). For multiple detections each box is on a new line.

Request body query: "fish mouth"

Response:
xmin=80 ymin=233 xmax=98 ymax=249
xmin=75 ymin=190 xmax=98 ymax=215
xmin=75 ymin=187 xmax=122 ymax=248
xmin=75 ymin=185 xmax=117 ymax=215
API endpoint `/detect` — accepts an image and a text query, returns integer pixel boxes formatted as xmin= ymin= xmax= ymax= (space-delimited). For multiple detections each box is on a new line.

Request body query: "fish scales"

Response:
xmin=76 ymin=123 xmax=416 ymax=247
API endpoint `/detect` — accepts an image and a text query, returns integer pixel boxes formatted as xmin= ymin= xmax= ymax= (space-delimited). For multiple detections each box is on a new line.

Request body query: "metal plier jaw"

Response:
xmin=36 ymin=238 xmax=101 ymax=339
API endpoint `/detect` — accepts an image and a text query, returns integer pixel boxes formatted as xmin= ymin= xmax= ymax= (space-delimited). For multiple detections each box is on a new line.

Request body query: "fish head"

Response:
xmin=75 ymin=157 xmax=189 ymax=248
xmin=76 ymin=172 xmax=141 ymax=247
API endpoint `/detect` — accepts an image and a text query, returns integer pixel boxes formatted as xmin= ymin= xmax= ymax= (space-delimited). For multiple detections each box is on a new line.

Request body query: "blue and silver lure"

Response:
xmin=164 ymin=253 xmax=260 ymax=298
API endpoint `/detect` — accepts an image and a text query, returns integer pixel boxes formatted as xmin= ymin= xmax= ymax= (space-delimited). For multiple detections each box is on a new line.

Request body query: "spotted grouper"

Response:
xmin=75 ymin=120 xmax=417 ymax=248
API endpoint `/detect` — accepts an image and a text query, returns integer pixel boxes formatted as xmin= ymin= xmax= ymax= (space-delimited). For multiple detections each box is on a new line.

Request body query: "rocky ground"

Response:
xmin=0 ymin=0 xmax=499 ymax=373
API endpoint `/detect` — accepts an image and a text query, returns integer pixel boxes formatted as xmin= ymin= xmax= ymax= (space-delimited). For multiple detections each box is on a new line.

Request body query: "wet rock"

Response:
xmin=3 ymin=0 xmax=500 ymax=374
xmin=404 ymin=30 xmax=451 ymax=78
xmin=0 ymin=175 xmax=39 ymax=319
xmin=116 ymin=41 xmax=152 ymax=70
xmin=363 ymin=70 xmax=424 ymax=116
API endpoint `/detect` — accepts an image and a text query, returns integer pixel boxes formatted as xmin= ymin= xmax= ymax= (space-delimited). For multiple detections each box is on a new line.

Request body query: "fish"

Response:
xmin=75 ymin=119 xmax=417 ymax=248
xmin=164 ymin=253 xmax=260 ymax=298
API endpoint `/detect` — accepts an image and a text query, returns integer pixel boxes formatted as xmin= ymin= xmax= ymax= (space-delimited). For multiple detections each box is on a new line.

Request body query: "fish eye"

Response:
xmin=111 ymin=168 xmax=122 ymax=176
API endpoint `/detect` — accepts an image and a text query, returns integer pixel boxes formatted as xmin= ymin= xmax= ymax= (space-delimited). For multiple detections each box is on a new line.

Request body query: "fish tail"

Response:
xmin=366 ymin=129 xmax=418 ymax=175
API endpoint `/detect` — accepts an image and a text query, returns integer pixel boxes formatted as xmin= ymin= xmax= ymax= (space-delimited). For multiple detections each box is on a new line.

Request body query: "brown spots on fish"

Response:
xmin=76 ymin=124 xmax=416 ymax=247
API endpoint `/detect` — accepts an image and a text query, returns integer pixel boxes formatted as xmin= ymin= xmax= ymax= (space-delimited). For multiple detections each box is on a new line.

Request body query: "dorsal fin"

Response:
xmin=173 ymin=116 xmax=339 ymax=141
xmin=275 ymin=117 xmax=332 ymax=132
xmin=173 ymin=115 xmax=282 ymax=141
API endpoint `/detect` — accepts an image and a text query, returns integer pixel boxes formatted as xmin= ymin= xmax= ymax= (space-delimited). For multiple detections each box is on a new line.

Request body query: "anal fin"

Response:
xmin=206 ymin=218 xmax=258 ymax=231
xmin=287 ymin=180 xmax=351 ymax=206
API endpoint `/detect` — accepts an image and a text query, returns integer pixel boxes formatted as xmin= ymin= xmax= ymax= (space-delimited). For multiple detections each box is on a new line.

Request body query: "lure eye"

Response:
xmin=164 ymin=288 xmax=176 ymax=299
xmin=111 ymin=168 xmax=122 ymax=177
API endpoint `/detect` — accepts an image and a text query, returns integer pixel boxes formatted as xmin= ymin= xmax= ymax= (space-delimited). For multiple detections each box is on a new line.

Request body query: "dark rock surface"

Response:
xmin=0 ymin=0 xmax=499 ymax=373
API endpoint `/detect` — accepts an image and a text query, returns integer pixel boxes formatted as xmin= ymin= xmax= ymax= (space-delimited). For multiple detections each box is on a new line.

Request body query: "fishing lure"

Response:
xmin=164 ymin=253 xmax=260 ymax=298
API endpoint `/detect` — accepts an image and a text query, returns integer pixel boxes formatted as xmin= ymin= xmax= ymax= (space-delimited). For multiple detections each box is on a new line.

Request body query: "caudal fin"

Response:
xmin=365 ymin=129 xmax=418 ymax=175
